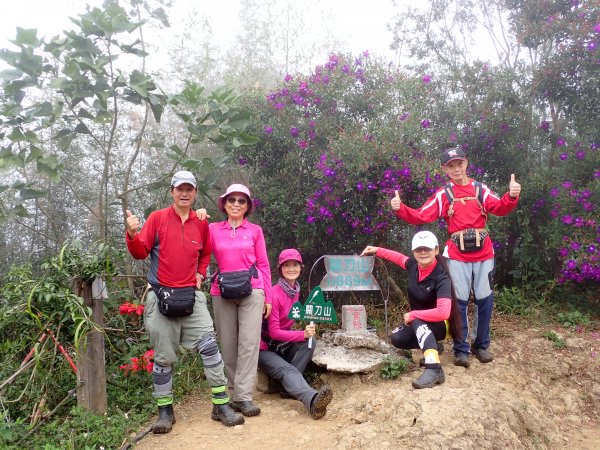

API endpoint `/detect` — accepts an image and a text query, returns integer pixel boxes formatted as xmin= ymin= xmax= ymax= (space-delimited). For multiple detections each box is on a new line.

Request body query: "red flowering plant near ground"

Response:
xmin=119 ymin=301 xmax=144 ymax=316
xmin=120 ymin=349 xmax=154 ymax=375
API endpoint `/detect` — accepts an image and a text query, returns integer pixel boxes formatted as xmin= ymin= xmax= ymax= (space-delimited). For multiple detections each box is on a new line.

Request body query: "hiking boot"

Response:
xmin=309 ymin=385 xmax=333 ymax=420
xmin=453 ymin=353 xmax=470 ymax=368
xmin=412 ymin=366 xmax=445 ymax=389
xmin=419 ymin=341 xmax=445 ymax=367
xmin=211 ymin=403 xmax=245 ymax=426
xmin=280 ymin=390 xmax=294 ymax=399
xmin=152 ymin=404 xmax=176 ymax=434
xmin=230 ymin=400 xmax=261 ymax=417
xmin=472 ymin=348 xmax=494 ymax=363
xmin=264 ymin=377 xmax=282 ymax=394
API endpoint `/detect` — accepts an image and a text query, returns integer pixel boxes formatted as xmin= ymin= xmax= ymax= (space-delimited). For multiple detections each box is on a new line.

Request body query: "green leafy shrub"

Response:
xmin=495 ymin=287 xmax=534 ymax=316
xmin=380 ymin=356 xmax=409 ymax=380
xmin=542 ymin=331 xmax=566 ymax=349
xmin=556 ymin=310 xmax=592 ymax=329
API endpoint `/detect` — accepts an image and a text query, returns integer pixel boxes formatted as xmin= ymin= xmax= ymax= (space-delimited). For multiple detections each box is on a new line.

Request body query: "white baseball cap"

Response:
xmin=411 ymin=231 xmax=439 ymax=250
xmin=171 ymin=170 xmax=197 ymax=188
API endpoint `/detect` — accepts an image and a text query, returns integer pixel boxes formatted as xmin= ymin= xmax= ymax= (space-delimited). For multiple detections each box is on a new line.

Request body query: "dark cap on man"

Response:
xmin=441 ymin=147 xmax=467 ymax=166
xmin=171 ymin=170 xmax=197 ymax=188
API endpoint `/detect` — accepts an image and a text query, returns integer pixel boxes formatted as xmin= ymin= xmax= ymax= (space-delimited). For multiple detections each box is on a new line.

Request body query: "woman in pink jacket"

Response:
xmin=209 ymin=184 xmax=272 ymax=417
xmin=259 ymin=249 xmax=333 ymax=419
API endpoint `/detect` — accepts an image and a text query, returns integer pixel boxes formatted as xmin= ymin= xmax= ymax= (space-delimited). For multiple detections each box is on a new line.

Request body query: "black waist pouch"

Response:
xmin=451 ymin=228 xmax=488 ymax=253
xmin=152 ymin=285 xmax=196 ymax=317
xmin=216 ymin=264 xmax=257 ymax=299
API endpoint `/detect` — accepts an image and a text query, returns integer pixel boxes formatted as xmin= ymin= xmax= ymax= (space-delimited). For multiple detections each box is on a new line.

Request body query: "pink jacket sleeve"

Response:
xmin=268 ymin=294 xmax=305 ymax=343
xmin=375 ymin=247 xmax=409 ymax=270
xmin=407 ymin=297 xmax=451 ymax=323
xmin=254 ymin=226 xmax=272 ymax=304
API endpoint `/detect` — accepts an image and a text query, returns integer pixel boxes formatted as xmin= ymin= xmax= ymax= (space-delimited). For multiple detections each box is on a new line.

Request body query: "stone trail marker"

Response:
xmin=341 ymin=305 xmax=367 ymax=333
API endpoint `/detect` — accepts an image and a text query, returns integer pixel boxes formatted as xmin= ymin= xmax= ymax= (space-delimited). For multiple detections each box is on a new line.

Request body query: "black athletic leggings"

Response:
xmin=390 ymin=318 xmax=446 ymax=352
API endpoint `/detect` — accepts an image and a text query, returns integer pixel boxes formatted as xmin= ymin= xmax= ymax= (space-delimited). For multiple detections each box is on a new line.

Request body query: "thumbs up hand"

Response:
xmin=125 ymin=210 xmax=140 ymax=239
xmin=391 ymin=190 xmax=402 ymax=211
xmin=509 ymin=174 xmax=521 ymax=199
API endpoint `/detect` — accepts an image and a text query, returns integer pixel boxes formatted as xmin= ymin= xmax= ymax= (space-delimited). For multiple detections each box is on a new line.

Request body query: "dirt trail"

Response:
xmin=134 ymin=316 xmax=599 ymax=450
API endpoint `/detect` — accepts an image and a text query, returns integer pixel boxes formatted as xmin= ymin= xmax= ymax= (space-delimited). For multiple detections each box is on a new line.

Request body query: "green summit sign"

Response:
xmin=287 ymin=286 xmax=338 ymax=324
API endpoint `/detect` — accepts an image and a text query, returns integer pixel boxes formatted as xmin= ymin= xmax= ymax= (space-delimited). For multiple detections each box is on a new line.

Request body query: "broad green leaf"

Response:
xmin=49 ymin=77 xmax=69 ymax=89
xmin=13 ymin=205 xmax=30 ymax=217
xmin=150 ymin=140 xmax=165 ymax=148
xmin=57 ymin=133 xmax=76 ymax=151
xmin=120 ymin=43 xmax=149 ymax=57
xmin=26 ymin=145 xmax=43 ymax=163
xmin=27 ymin=101 xmax=53 ymax=117
xmin=8 ymin=128 xmax=26 ymax=142
xmin=74 ymin=123 xmax=92 ymax=134
xmin=77 ymin=108 xmax=95 ymax=119
xmin=149 ymin=98 xmax=164 ymax=123
xmin=94 ymin=111 xmax=112 ymax=123
xmin=20 ymin=188 xmax=47 ymax=200
xmin=0 ymin=185 xmax=9 ymax=194
xmin=151 ymin=7 xmax=170 ymax=27
xmin=169 ymin=144 xmax=183 ymax=155
xmin=37 ymin=156 xmax=61 ymax=182
xmin=0 ymin=68 xmax=24 ymax=81
xmin=54 ymin=129 xmax=72 ymax=139
xmin=14 ymin=28 xmax=39 ymax=46
xmin=13 ymin=89 xmax=26 ymax=105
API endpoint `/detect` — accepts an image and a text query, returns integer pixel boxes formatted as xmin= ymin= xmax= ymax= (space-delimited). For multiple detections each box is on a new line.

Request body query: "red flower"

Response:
xmin=120 ymin=349 xmax=155 ymax=375
xmin=119 ymin=302 xmax=145 ymax=316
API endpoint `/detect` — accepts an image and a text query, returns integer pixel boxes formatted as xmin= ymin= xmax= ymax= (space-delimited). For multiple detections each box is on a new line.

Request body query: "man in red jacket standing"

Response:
xmin=125 ymin=170 xmax=243 ymax=432
xmin=391 ymin=148 xmax=521 ymax=368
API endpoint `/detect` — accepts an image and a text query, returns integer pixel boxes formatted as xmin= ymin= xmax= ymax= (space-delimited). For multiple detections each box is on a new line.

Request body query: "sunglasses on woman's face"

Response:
xmin=226 ymin=196 xmax=248 ymax=205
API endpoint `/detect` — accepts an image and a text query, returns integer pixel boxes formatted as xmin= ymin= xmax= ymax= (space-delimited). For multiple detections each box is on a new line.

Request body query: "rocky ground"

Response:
xmin=134 ymin=314 xmax=599 ymax=450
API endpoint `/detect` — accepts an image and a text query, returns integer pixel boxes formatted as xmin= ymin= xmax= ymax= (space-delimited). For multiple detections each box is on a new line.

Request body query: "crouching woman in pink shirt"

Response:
xmin=259 ymin=249 xmax=333 ymax=419
xmin=209 ymin=184 xmax=272 ymax=417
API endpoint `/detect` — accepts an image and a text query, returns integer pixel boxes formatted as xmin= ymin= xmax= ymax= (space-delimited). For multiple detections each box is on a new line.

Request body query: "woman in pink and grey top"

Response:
xmin=209 ymin=183 xmax=272 ymax=417
xmin=259 ymin=249 xmax=333 ymax=419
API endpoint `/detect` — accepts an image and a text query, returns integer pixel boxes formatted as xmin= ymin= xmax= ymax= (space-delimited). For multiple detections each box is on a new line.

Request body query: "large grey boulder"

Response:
xmin=312 ymin=331 xmax=407 ymax=374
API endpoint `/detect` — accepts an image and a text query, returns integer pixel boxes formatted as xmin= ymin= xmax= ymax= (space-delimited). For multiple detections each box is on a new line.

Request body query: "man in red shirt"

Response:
xmin=126 ymin=171 xmax=243 ymax=432
xmin=391 ymin=148 xmax=521 ymax=367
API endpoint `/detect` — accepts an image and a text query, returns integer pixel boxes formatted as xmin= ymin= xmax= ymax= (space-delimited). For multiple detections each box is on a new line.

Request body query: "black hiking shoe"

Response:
xmin=230 ymin=400 xmax=261 ymax=417
xmin=152 ymin=404 xmax=176 ymax=434
xmin=412 ymin=366 xmax=445 ymax=389
xmin=309 ymin=385 xmax=333 ymax=420
xmin=280 ymin=390 xmax=294 ymax=399
xmin=419 ymin=341 xmax=445 ymax=367
xmin=211 ymin=403 xmax=245 ymax=426
xmin=472 ymin=348 xmax=494 ymax=363
xmin=453 ymin=353 xmax=470 ymax=368
xmin=264 ymin=377 xmax=282 ymax=394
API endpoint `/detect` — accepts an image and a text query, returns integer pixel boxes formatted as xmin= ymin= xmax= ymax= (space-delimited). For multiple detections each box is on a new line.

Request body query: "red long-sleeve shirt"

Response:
xmin=395 ymin=179 xmax=518 ymax=262
xmin=126 ymin=205 xmax=211 ymax=288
